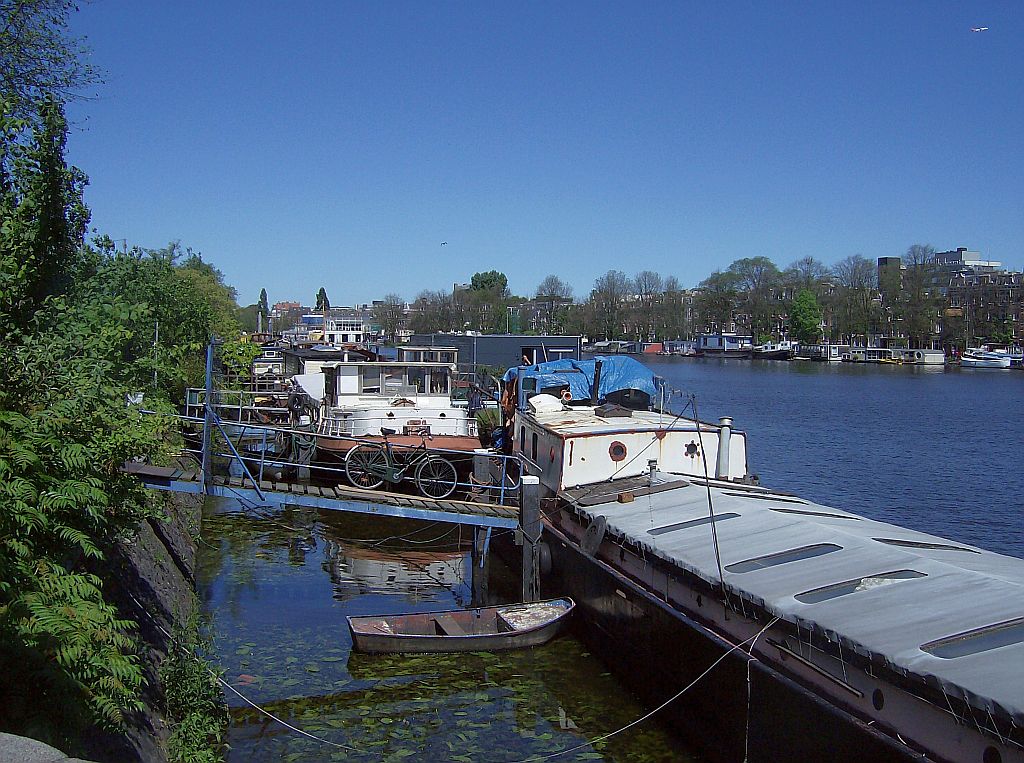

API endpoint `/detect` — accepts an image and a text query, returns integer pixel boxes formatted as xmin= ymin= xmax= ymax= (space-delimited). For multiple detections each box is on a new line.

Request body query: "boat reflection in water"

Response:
xmin=321 ymin=525 xmax=471 ymax=604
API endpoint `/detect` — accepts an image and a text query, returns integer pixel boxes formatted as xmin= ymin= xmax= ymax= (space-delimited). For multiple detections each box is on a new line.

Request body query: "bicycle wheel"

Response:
xmin=415 ymin=456 xmax=457 ymax=499
xmin=345 ymin=445 xmax=387 ymax=490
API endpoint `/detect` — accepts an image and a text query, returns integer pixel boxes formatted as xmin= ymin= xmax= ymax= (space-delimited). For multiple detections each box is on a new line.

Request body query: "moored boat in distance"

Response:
xmin=961 ymin=347 xmax=1013 ymax=369
xmin=500 ymin=354 xmax=1024 ymax=763
xmin=347 ymin=598 xmax=574 ymax=653
xmin=695 ymin=333 xmax=754 ymax=358
xmin=752 ymin=339 xmax=797 ymax=360
xmin=304 ymin=345 xmax=484 ymax=458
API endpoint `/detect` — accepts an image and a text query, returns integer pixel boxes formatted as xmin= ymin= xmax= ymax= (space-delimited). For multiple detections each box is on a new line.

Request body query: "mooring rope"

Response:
xmin=691 ymin=395 xmax=730 ymax=607
xmin=516 ymin=615 xmax=781 ymax=762
xmin=125 ymin=592 xmax=358 ymax=751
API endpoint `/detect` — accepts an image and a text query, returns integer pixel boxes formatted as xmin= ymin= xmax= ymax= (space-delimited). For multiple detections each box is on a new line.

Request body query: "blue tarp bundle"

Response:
xmin=501 ymin=356 xmax=659 ymax=402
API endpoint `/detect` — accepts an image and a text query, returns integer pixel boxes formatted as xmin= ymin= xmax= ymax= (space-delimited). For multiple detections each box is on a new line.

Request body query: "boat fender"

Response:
xmin=581 ymin=515 xmax=607 ymax=557
xmin=539 ymin=541 xmax=553 ymax=576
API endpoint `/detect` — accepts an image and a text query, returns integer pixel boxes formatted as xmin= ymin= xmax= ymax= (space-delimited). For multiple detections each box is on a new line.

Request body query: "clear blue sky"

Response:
xmin=67 ymin=1 xmax=1022 ymax=308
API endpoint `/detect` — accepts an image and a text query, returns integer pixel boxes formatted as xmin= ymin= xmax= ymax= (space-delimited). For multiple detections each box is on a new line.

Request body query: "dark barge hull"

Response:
xmin=537 ymin=522 xmax=927 ymax=763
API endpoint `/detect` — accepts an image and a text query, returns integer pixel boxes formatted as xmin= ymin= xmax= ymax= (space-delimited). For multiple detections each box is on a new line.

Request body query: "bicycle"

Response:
xmin=344 ymin=428 xmax=459 ymax=499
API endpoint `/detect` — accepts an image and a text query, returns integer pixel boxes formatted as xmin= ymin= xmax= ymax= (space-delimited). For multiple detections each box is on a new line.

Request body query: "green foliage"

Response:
xmin=0 ymin=93 xmax=236 ymax=744
xmin=470 ymin=270 xmax=508 ymax=295
xmin=219 ymin=338 xmax=263 ymax=382
xmin=161 ymin=614 xmax=228 ymax=763
xmin=789 ymin=289 xmax=822 ymax=344
xmin=0 ymin=0 xmax=102 ymax=123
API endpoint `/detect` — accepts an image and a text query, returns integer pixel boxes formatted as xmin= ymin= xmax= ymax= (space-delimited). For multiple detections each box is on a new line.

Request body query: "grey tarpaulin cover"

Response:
xmin=564 ymin=475 xmax=1024 ymax=727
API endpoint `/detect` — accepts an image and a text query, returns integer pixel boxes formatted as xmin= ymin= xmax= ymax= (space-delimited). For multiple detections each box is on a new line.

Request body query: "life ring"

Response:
xmin=561 ymin=390 xmax=572 ymax=403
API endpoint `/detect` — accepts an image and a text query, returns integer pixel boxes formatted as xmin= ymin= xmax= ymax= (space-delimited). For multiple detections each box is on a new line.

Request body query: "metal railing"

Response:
xmin=160 ymin=410 xmax=521 ymax=506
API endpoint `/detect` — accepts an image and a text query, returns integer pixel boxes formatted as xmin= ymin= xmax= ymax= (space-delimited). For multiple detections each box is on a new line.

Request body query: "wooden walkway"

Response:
xmin=124 ymin=462 xmax=519 ymax=529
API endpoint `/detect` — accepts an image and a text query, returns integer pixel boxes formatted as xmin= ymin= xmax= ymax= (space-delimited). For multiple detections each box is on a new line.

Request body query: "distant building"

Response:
xmin=408 ymin=333 xmax=582 ymax=371
xmin=934 ymin=247 xmax=1002 ymax=272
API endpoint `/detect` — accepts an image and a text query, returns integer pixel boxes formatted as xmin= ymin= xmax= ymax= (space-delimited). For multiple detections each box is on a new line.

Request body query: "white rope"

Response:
xmin=126 ymin=592 xmax=357 ymax=751
xmin=517 ymin=615 xmax=781 ymax=762
xmin=743 ymin=617 xmax=780 ymax=762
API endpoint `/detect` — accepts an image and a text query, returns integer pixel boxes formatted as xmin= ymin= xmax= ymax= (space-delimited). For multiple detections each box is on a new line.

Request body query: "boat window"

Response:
xmin=382 ymin=366 xmax=405 ymax=394
xmin=439 ymin=351 xmax=455 ymax=364
xmin=429 ymin=368 xmax=450 ymax=394
xmin=723 ymin=491 xmax=808 ymax=505
xmin=359 ymin=367 xmax=381 ymax=393
xmin=520 ymin=425 xmax=526 ymax=453
xmin=531 ymin=432 xmax=538 ymax=461
xmin=872 ymin=538 xmax=980 ymax=554
xmin=770 ymin=508 xmax=860 ymax=520
xmin=921 ymin=618 xmax=1024 ymax=659
xmin=795 ymin=570 xmax=925 ymax=604
xmin=649 ymin=513 xmax=740 ymax=536
xmin=725 ymin=544 xmax=842 ymax=574
xmin=407 ymin=367 xmax=427 ymax=393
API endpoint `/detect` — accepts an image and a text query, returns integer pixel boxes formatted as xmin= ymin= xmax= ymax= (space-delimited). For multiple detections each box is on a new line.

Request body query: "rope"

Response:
xmin=516 ymin=615 xmax=781 ymax=762
xmin=124 ymin=592 xmax=357 ymax=751
xmin=691 ymin=395 xmax=730 ymax=607
xmin=743 ymin=617 xmax=780 ymax=762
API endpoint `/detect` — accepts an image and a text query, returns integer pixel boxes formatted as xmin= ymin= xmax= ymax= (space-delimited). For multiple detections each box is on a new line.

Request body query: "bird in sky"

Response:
xmin=971 ymin=26 xmax=989 ymax=32
xmin=441 ymin=241 xmax=447 ymax=246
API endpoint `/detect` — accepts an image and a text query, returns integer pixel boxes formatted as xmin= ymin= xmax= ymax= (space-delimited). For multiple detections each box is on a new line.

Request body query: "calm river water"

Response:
xmin=197 ymin=358 xmax=1023 ymax=762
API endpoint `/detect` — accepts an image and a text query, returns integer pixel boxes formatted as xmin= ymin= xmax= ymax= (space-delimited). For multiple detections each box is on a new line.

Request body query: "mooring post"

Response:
xmin=471 ymin=526 xmax=490 ymax=606
xmin=200 ymin=340 xmax=215 ymax=494
xmin=473 ymin=448 xmax=492 ymax=504
xmin=520 ymin=475 xmax=541 ymax=602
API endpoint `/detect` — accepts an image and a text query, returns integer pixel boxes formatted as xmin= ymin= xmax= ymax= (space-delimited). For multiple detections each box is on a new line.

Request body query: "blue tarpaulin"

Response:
xmin=502 ymin=356 xmax=659 ymax=402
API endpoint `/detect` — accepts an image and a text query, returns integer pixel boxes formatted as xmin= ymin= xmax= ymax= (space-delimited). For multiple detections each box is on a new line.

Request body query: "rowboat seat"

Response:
xmin=433 ymin=614 xmax=467 ymax=636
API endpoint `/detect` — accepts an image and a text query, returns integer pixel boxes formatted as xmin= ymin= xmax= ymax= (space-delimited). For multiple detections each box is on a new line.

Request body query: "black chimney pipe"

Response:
xmin=591 ymin=359 xmax=603 ymax=405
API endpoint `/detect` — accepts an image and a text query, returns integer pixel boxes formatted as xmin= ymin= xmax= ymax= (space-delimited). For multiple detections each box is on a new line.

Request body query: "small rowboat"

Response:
xmin=347 ymin=598 xmax=574 ymax=654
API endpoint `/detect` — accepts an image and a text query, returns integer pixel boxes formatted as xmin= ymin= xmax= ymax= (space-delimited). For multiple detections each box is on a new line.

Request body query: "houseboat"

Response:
xmin=842 ymin=347 xmax=945 ymax=365
xmin=806 ymin=343 xmax=849 ymax=362
xmin=752 ymin=340 xmax=797 ymax=360
xmin=305 ymin=346 xmax=482 ymax=458
xmin=501 ymin=356 xmax=1024 ymax=763
xmin=695 ymin=333 xmax=754 ymax=358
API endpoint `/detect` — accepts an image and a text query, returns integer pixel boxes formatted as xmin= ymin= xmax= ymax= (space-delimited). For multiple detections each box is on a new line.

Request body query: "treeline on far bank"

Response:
xmin=0 ymin=96 xmax=256 ymax=756
xmin=355 ymin=250 xmax=988 ymax=350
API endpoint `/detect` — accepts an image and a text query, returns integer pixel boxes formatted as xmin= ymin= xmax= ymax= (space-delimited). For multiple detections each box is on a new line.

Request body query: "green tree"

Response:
xmin=694 ymin=270 xmax=740 ymax=334
xmin=832 ymin=254 xmax=877 ymax=345
xmin=470 ymin=270 xmax=508 ymax=294
xmin=0 ymin=0 xmax=101 ymax=123
xmin=315 ymin=287 xmax=330 ymax=311
xmin=789 ymin=289 xmax=822 ymax=344
xmin=727 ymin=256 xmax=780 ymax=339
xmin=902 ymin=244 xmax=940 ymax=348
xmin=0 ymin=98 xmax=157 ymax=739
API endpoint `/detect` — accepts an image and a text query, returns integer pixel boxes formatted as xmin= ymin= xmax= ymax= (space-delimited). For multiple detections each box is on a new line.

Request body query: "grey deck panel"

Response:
xmin=575 ymin=473 xmax=1024 ymax=727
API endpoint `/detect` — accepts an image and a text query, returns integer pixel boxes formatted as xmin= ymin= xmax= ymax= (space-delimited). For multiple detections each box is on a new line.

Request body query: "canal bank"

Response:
xmin=197 ymin=501 xmax=693 ymax=761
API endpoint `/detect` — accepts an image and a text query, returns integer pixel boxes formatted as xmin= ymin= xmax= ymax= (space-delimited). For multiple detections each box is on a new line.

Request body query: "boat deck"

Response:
xmin=559 ymin=474 xmax=1024 ymax=730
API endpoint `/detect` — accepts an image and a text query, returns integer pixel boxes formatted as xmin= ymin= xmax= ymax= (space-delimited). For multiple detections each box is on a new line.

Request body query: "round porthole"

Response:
xmin=872 ymin=689 xmax=884 ymax=711
xmin=685 ymin=442 xmax=699 ymax=458
xmin=983 ymin=747 xmax=1002 ymax=763
xmin=609 ymin=441 xmax=627 ymax=462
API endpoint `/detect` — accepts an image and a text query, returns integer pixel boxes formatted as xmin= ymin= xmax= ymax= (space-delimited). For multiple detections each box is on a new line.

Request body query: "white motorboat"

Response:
xmin=961 ymin=347 xmax=1012 ymax=368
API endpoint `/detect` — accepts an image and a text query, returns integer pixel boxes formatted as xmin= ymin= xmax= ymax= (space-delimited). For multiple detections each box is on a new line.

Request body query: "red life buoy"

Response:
xmin=561 ymin=390 xmax=572 ymax=403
